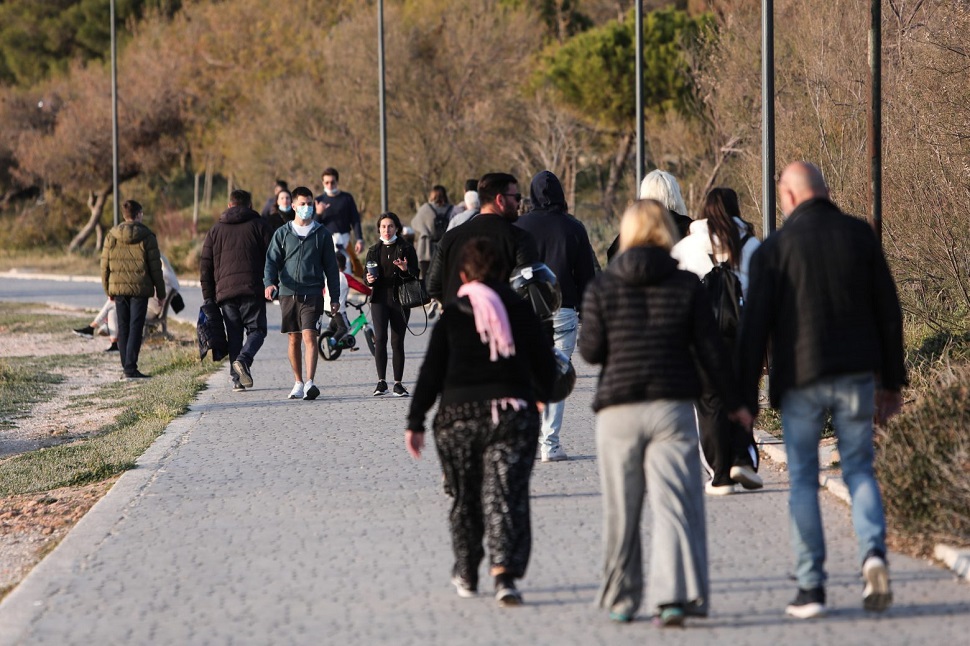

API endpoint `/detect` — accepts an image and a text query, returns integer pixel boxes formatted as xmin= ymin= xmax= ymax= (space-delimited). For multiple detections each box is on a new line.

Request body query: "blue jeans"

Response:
xmin=781 ymin=373 xmax=886 ymax=589
xmin=220 ymin=297 xmax=267 ymax=382
xmin=540 ymin=308 xmax=579 ymax=452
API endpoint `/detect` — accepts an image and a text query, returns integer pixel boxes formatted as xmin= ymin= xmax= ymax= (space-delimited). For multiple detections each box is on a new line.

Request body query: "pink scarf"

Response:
xmin=456 ymin=281 xmax=515 ymax=362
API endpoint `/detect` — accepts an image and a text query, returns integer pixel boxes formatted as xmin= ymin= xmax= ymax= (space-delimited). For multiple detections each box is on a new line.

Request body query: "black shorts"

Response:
xmin=280 ymin=294 xmax=323 ymax=334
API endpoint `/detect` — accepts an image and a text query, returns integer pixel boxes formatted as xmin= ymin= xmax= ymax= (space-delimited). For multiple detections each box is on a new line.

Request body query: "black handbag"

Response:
xmin=395 ymin=277 xmax=431 ymax=309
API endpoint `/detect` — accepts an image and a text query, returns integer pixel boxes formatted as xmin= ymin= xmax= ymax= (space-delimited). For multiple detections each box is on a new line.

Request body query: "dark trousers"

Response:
xmin=419 ymin=260 xmax=431 ymax=289
xmin=433 ymin=401 xmax=540 ymax=587
xmin=221 ymin=296 xmax=267 ymax=382
xmin=371 ymin=301 xmax=408 ymax=382
xmin=115 ymin=296 xmax=148 ymax=376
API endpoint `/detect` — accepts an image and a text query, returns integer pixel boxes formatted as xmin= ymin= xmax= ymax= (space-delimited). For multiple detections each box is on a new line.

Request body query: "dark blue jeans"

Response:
xmin=220 ymin=296 xmax=267 ymax=382
xmin=115 ymin=296 xmax=148 ymax=376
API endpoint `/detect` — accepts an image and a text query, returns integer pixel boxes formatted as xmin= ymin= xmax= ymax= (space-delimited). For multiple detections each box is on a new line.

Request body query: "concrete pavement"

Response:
xmin=0 ymin=275 xmax=968 ymax=644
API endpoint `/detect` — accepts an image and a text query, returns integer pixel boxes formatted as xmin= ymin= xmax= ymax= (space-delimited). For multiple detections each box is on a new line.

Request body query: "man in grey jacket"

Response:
xmin=264 ymin=186 xmax=340 ymax=401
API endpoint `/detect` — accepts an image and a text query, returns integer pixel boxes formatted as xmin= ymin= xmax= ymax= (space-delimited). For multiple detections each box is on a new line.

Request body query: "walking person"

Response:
xmin=200 ymin=189 xmax=275 ymax=392
xmin=606 ymin=169 xmax=692 ymax=263
xmin=515 ymin=170 xmax=596 ymax=462
xmin=100 ymin=199 xmax=166 ymax=379
xmin=265 ymin=188 xmax=293 ymax=231
xmin=671 ymin=187 xmax=763 ymax=494
xmin=738 ymin=161 xmax=906 ymax=619
xmin=411 ymin=185 xmax=453 ymax=283
xmin=264 ymin=186 xmax=341 ymax=401
xmin=315 ymin=167 xmax=364 ymax=255
xmin=579 ymin=199 xmax=752 ymax=626
xmin=405 ymin=237 xmax=557 ymax=606
xmin=427 ymin=172 xmax=538 ymax=305
xmin=260 ymin=179 xmax=288 ymax=218
xmin=364 ymin=212 xmax=419 ymax=397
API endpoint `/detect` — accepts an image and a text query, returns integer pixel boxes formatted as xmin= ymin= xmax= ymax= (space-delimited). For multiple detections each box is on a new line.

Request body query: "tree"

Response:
xmin=535 ymin=7 xmax=711 ymax=218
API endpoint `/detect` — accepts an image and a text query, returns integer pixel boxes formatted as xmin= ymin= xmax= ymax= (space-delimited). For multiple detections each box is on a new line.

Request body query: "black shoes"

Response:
xmin=73 ymin=326 xmax=95 ymax=339
xmin=232 ymin=359 xmax=253 ymax=388
xmin=124 ymin=371 xmax=151 ymax=380
xmin=494 ymin=574 xmax=522 ymax=607
xmin=373 ymin=380 xmax=388 ymax=396
xmin=392 ymin=382 xmax=409 ymax=397
xmin=105 ymin=341 xmax=119 ymax=352
xmin=785 ymin=586 xmax=826 ymax=619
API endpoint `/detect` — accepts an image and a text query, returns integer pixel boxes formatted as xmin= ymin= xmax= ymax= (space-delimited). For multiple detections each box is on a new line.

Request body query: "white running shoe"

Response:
xmin=288 ymin=382 xmax=304 ymax=400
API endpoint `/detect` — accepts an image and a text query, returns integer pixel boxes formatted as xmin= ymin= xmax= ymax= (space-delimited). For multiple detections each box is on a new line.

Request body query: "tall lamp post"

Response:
xmin=110 ymin=0 xmax=120 ymax=226
xmin=378 ymin=0 xmax=388 ymax=213
xmin=762 ymin=0 xmax=775 ymax=237
xmin=635 ymin=1 xmax=645 ymax=188
xmin=869 ymin=0 xmax=882 ymax=241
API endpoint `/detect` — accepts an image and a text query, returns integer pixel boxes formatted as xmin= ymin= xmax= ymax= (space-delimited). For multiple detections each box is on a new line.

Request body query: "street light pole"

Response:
xmin=869 ymin=0 xmax=882 ymax=241
xmin=635 ymin=0 xmax=645 ymax=189
xmin=110 ymin=0 xmax=120 ymax=227
xmin=761 ymin=0 xmax=775 ymax=236
xmin=378 ymin=0 xmax=388 ymax=213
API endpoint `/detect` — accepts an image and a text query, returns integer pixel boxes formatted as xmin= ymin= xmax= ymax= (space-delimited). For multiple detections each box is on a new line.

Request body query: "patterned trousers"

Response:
xmin=433 ymin=400 xmax=540 ymax=588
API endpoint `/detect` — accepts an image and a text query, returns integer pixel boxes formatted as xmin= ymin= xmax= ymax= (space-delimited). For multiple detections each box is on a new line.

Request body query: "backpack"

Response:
xmin=431 ymin=206 xmax=450 ymax=243
xmin=700 ymin=233 xmax=752 ymax=339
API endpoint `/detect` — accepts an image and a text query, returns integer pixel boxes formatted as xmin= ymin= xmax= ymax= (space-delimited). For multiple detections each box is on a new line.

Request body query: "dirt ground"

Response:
xmin=0 ymin=313 xmax=123 ymax=597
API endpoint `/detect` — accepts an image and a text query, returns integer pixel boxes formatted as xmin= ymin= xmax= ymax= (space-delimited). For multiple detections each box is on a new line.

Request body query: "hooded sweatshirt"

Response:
xmin=101 ymin=221 xmax=166 ymax=299
xmin=264 ymin=219 xmax=340 ymax=298
xmin=515 ymin=170 xmax=596 ymax=309
xmin=578 ymin=245 xmax=740 ymax=412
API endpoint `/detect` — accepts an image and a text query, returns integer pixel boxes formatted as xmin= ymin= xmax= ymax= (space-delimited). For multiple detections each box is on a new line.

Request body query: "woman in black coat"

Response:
xmin=405 ymin=237 xmax=556 ymax=607
xmin=364 ymin=212 xmax=419 ymax=397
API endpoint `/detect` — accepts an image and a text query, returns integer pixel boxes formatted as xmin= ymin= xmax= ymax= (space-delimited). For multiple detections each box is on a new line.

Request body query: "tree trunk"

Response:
xmin=602 ymin=131 xmax=635 ymax=222
xmin=68 ymin=187 xmax=111 ymax=253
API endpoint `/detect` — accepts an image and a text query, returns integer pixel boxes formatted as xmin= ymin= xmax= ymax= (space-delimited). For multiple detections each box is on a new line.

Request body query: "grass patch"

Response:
xmin=0 ymin=249 xmax=101 ymax=276
xmin=0 ymin=301 xmax=94 ymax=335
xmin=0 ymin=361 xmax=65 ymax=430
xmin=0 ymin=310 xmax=219 ymax=497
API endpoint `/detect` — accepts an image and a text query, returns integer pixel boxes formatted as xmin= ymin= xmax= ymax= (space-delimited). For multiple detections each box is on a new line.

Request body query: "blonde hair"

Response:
xmin=619 ymin=199 xmax=679 ymax=252
xmin=638 ymin=169 xmax=688 ymax=216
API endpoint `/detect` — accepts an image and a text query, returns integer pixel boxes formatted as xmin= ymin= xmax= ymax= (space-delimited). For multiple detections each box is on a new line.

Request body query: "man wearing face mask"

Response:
xmin=427 ymin=172 xmax=539 ymax=305
xmin=264 ymin=186 xmax=341 ymax=401
xmin=315 ymin=167 xmax=364 ymax=256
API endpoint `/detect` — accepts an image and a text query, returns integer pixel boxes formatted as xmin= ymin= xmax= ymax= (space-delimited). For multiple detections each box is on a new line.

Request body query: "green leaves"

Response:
xmin=535 ymin=7 xmax=711 ymax=130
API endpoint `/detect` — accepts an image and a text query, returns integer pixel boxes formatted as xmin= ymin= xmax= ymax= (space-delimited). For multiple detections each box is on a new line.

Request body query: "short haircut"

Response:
xmin=321 ymin=167 xmax=339 ymax=182
xmin=335 ymin=251 xmax=347 ymax=271
xmin=639 ymin=169 xmax=688 ymax=216
xmin=429 ymin=185 xmax=449 ymax=207
xmin=229 ymin=189 xmax=252 ymax=208
xmin=291 ymin=186 xmax=314 ymax=201
xmin=477 ymin=172 xmax=517 ymax=206
xmin=464 ymin=178 xmax=479 ymax=192
xmin=377 ymin=211 xmax=402 ymax=231
xmin=459 ymin=237 xmax=506 ymax=284
xmin=275 ymin=179 xmax=288 ymax=191
xmin=619 ymin=199 xmax=679 ymax=252
xmin=121 ymin=199 xmax=142 ymax=221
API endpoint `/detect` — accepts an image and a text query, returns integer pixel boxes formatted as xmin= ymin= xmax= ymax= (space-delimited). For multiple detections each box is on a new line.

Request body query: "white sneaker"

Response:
xmin=288 ymin=382 xmax=304 ymax=400
xmin=862 ymin=554 xmax=892 ymax=612
xmin=705 ymin=481 xmax=736 ymax=496
xmin=730 ymin=465 xmax=764 ymax=490
xmin=541 ymin=445 xmax=568 ymax=462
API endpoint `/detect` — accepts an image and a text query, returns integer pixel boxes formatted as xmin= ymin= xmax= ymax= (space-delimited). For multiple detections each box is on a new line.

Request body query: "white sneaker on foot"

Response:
xmin=862 ymin=554 xmax=892 ymax=612
xmin=541 ymin=445 xmax=568 ymax=462
xmin=705 ymin=481 xmax=736 ymax=496
xmin=288 ymin=382 xmax=304 ymax=400
xmin=730 ymin=465 xmax=764 ymax=490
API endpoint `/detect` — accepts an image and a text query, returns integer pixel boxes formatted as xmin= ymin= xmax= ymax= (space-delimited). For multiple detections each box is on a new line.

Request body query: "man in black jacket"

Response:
xmin=738 ymin=161 xmax=906 ymax=619
xmin=428 ymin=172 xmax=539 ymax=305
xmin=516 ymin=170 xmax=596 ymax=462
xmin=200 ymin=189 xmax=275 ymax=392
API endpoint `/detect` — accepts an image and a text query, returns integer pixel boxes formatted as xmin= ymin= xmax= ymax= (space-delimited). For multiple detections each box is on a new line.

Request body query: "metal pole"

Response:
xmin=635 ymin=0 xmax=645 ymax=190
xmin=110 ymin=0 xmax=120 ymax=226
xmin=378 ymin=0 xmax=388 ymax=213
xmin=869 ymin=0 xmax=882 ymax=241
xmin=761 ymin=0 xmax=775 ymax=236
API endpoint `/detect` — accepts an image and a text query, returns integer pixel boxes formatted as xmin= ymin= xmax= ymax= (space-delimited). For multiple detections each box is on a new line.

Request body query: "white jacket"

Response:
xmin=670 ymin=217 xmax=760 ymax=298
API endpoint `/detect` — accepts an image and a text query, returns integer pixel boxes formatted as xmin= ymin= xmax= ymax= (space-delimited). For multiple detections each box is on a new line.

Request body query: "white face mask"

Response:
xmin=324 ymin=188 xmax=339 ymax=196
xmin=295 ymin=205 xmax=313 ymax=221
xmin=279 ymin=204 xmax=292 ymax=213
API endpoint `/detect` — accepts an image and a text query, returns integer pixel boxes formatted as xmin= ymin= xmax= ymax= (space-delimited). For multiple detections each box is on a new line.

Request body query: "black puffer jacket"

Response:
xmin=579 ymin=245 xmax=740 ymax=412
xmin=200 ymin=205 xmax=274 ymax=302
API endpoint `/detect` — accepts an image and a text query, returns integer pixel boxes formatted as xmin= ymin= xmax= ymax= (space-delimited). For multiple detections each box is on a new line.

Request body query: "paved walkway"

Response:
xmin=1 ymin=276 xmax=969 ymax=644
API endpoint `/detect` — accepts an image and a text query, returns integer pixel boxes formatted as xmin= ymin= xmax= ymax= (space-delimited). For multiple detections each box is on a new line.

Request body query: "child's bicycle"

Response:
xmin=317 ymin=298 xmax=376 ymax=361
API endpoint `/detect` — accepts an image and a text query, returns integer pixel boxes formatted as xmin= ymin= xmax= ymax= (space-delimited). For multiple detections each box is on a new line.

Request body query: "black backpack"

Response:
xmin=431 ymin=206 xmax=450 ymax=243
xmin=701 ymin=233 xmax=751 ymax=339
